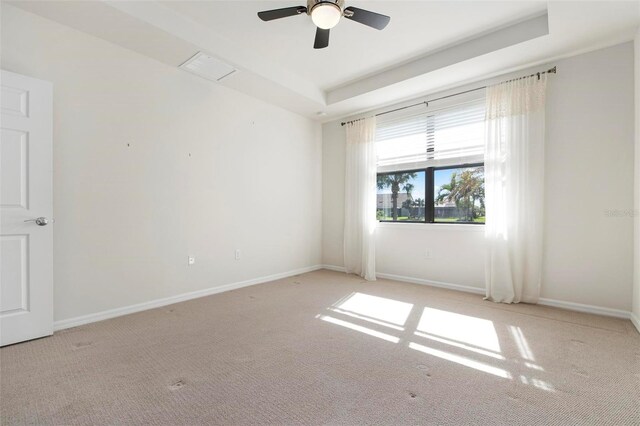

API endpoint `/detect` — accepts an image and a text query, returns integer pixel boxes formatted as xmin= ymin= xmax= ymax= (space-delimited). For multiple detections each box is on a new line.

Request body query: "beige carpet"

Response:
xmin=1 ymin=269 xmax=639 ymax=425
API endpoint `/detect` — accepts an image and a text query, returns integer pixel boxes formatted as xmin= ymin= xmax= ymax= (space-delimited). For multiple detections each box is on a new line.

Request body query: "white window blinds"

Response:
xmin=376 ymin=98 xmax=485 ymax=170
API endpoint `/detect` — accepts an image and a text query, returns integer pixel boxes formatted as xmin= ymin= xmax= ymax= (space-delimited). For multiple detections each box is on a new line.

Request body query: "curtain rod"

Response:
xmin=340 ymin=66 xmax=557 ymax=126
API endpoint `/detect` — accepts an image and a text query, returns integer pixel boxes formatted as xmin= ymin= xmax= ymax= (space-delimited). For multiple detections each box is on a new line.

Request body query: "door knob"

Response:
xmin=24 ymin=217 xmax=53 ymax=226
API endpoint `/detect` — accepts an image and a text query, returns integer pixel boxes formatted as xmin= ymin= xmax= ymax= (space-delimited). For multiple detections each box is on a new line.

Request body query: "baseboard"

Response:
xmin=320 ymin=264 xmax=484 ymax=295
xmin=321 ymin=264 xmax=346 ymax=273
xmin=53 ymin=265 xmax=323 ymax=331
xmin=56 ymin=265 xmax=635 ymax=332
xmin=537 ymin=298 xmax=630 ymax=319
xmin=631 ymin=312 xmax=640 ymax=334
xmin=375 ymin=272 xmax=486 ymax=295
xmin=320 ymin=265 xmax=632 ymax=320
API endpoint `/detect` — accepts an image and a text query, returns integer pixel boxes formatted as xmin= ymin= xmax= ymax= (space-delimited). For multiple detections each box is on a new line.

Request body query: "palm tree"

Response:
xmin=462 ymin=169 xmax=483 ymax=220
xmin=377 ymin=172 xmax=417 ymax=220
xmin=435 ymin=173 xmax=458 ymax=206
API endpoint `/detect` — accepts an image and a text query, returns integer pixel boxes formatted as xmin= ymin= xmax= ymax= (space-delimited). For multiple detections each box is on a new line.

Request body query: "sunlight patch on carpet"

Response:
xmin=317 ymin=315 xmax=400 ymax=343
xmin=334 ymin=292 xmax=413 ymax=326
xmin=417 ymin=308 xmax=501 ymax=353
xmin=409 ymin=342 xmax=512 ymax=379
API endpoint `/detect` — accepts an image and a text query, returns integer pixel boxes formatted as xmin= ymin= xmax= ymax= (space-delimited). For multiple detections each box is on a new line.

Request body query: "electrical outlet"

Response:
xmin=235 ymin=249 xmax=241 ymax=260
xmin=188 ymin=256 xmax=195 ymax=265
xmin=425 ymin=249 xmax=433 ymax=259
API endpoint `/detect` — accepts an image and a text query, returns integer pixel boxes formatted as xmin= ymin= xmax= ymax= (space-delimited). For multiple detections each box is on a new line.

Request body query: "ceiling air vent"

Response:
xmin=180 ymin=52 xmax=237 ymax=82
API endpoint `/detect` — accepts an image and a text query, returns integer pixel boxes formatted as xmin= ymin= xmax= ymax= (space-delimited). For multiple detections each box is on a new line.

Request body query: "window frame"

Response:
xmin=377 ymin=162 xmax=485 ymax=225
xmin=376 ymin=168 xmax=428 ymax=224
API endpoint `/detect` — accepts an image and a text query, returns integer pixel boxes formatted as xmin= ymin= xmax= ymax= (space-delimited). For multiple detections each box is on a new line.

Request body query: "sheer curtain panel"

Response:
xmin=484 ymin=74 xmax=548 ymax=303
xmin=344 ymin=117 xmax=377 ymax=281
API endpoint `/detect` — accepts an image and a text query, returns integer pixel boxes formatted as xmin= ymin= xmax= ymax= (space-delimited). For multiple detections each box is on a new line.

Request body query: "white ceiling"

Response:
xmin=9 ymin=1 xmax=640 ymax=121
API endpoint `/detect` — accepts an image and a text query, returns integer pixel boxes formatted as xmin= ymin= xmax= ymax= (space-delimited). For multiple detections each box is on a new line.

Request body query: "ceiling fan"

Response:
xmin=257 ymin=0 xmax=391 ymax=49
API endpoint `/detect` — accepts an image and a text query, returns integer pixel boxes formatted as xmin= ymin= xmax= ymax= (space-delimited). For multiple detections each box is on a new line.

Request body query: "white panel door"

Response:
xmin=1 ymin=70 xmax=53 ymax=346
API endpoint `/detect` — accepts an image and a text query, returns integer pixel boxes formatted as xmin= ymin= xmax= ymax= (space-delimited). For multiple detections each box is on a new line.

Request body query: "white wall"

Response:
xmin=633 ymin=28 xmax=640 ymax=329
xmin=542 ymin=43 xmax=634 ymax=310
xmin=323 ymin=43 xmax=635 ymax=311
xmin=1 ymin=5 xmax=322 ymax=322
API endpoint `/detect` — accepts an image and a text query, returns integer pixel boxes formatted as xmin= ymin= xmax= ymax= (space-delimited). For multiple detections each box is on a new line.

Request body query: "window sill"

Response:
xmin=376 ymin=221 xmax=485 ymax=232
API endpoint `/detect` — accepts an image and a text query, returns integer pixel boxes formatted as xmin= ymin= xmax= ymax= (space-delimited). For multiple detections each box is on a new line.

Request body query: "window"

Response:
xmin=375 ymin=96 xmax=485 ymax=224
xmin=376 ymin=165 xmax=484 ymax=224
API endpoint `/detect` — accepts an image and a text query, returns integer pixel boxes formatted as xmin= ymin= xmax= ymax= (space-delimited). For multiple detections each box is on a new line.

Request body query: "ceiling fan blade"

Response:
xmin=258 ymin=6 xmax=307 ymax=21
xmin=314 ymin=27 xmax=330 ymax=49
xmin=343 ymin=7 xmax=390 ymax=30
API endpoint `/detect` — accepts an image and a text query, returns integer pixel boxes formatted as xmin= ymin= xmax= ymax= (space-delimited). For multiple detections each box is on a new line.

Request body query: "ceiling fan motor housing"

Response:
xmin=306 ymin=0 xmax=345 ymax=15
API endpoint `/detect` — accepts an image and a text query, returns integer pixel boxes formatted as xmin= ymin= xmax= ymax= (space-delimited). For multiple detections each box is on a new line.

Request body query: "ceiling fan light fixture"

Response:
xmin=311 ymin=2 xmax=342 ymax=29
